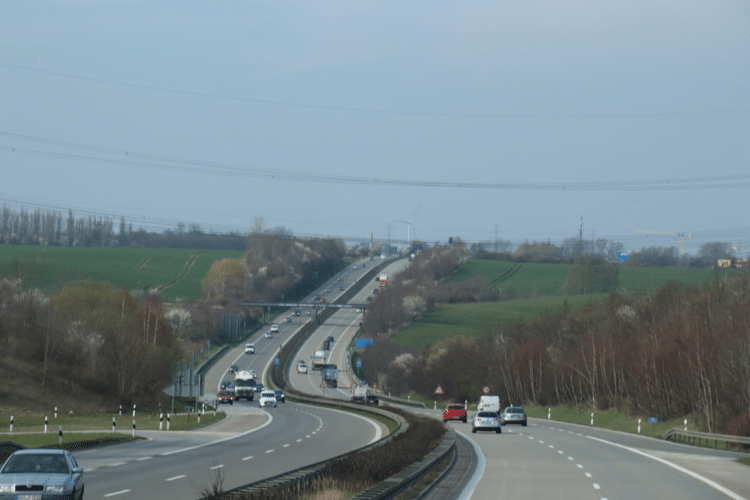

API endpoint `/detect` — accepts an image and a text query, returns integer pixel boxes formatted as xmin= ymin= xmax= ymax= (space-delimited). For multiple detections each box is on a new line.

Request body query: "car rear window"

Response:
xmin=448 ymin=405 xmax=464 ymax=410
xmin=477 ymin=412 xmax=496 ymax=417
xmin=506 ymin=407 xmax=524 ymax=413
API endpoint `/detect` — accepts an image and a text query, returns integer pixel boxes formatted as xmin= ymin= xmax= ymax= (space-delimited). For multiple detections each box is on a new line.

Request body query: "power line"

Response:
xmin=2 ymin=62 xmax=748 ymax=119
xmin=2 ymin=133 xmax=750 ymax=191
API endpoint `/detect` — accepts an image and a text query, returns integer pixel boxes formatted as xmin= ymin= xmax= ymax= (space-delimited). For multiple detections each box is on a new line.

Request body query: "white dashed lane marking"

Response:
xmin=104 ymin=490 xmax=131 ymax=497
xmin=166 ymin=475 xmax=185 ymax=481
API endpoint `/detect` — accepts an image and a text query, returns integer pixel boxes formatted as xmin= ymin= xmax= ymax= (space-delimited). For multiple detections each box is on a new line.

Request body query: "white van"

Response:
xmin=478 ymin=395 xmax=500 ymax=412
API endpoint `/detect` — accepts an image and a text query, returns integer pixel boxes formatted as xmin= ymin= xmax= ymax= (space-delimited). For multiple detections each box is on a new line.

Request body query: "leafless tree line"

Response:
xmin=0 ymin=261 xmax=179 ymax=404
xmin=363 ymin=272 xmax=750 ymax=435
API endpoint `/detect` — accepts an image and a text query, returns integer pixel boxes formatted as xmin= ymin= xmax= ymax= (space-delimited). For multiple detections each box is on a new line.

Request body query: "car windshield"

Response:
xmin=2 ymin=454 xmax=69 ymax=474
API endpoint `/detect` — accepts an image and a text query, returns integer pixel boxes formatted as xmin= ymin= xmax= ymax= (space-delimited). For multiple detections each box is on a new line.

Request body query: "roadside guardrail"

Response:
xmin=662 ymin=428 xmax=750 ymax=451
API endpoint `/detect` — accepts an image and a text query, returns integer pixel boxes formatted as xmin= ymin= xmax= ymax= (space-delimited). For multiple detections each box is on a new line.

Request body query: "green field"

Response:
xmin=392 ymin=259 xmax=725 ymax=348
xmin=391 ymin=294 xmax=607 ymax=348
xmin=447 ymin=259 xmax=719 ymax=297
xmin=0 ymin=245 xmax=244 ymax=301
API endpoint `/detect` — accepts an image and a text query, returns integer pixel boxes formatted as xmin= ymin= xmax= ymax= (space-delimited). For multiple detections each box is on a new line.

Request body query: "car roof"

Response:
xmin=10 ymin=449 xmax=69 ymax=456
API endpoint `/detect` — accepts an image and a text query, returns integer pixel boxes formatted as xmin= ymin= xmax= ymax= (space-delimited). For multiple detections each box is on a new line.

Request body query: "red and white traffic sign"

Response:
xmin=350 ymin=383 xmax=357 ymax=390
xmin=320 ymin=381 xmax=329 ymax=388
xmin=434 ymin=385 xmax=444 ymax=395
xmin=483 ymin=386 xmax=490 ymax=394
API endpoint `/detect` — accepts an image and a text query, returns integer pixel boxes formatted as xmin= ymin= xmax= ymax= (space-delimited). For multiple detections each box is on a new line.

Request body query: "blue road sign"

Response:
xmin=355 ymin=338 xmax=374 ymax=349
xmin=618 ymin=252 xmax=628 ymax=262
xmin=648 ymin=417 xmax=658 ymax=423
xmin=274 ymin=358 xmax=279 ymax=365
xmin=356 ymin=360 xmax=362 ymax=368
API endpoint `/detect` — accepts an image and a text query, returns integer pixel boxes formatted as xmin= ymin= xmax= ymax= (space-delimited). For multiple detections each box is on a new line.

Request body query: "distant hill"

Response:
xmin=391 ymin=259 xmax=725 ymax=348
xmin=0 ymin=245 xmax=243 ymax=301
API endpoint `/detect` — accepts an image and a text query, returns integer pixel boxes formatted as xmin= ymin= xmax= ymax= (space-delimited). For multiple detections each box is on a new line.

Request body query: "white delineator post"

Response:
xmin=167 ymin=414 xmax=170 ymax=431
xmin=548 ymin=408 xmax=551 ymax=420
xmin=132 ymin=420 xmax=136 ymax=437
xmin=638 ymin=418 xmax=641 ymax=434
xmin=159 ymin=413 xmax=163 ymax=430
xmin=590 ymin=413 xmax=594 ymax=426
xmin=45 ymin=416 xmax=48 ymax=434
xmin=58 ymin=425 xmax=63 ymax=445
xmin=133 ymin=404 xmax=136 ymax=418
xmin=9 ymin=415 xmax=13 ymax=433
xmin=112 ymin=417 xmax=116 ymax=433
xmin=684 ymin=419 xmax=687 ymax=431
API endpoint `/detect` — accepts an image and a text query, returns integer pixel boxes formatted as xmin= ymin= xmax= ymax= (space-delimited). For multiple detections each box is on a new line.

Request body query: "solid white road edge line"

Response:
xmin=585 ymin=435 xmax=746 ymax=500
xmin=455 ymin=429 xmax=486 ymax=500
xmin=160 ymin=409 xmax=274 ymax=456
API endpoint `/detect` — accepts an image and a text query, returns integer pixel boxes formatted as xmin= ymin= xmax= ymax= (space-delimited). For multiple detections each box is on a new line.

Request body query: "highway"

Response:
xmin=73 ymin=254 xmax=750 ymax=499
xmin=74 ymin=257 xmax=388 ymax=498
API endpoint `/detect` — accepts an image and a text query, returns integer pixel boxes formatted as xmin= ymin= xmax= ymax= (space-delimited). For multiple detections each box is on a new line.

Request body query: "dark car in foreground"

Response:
xmin=472 ymin=411 xmax=501 ymax=433
xmin=0 ymin=449 xmax=84 ymax=500
xmin=500 ymin=406 xmax=527 ymax=426
xmin=274 ymin=389 xmax=286 ymax=403
xmin=443 ymin=404 xmax=467 ymax=423
xmin=364 ymin=395 xmax=379 ymax=405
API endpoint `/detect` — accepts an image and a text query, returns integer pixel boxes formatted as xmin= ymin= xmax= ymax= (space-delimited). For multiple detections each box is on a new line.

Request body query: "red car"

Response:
xmin=443 ymin=404 xmax=467 ymax=423
xmin=218 ymin=390 xmax=234 ymax=405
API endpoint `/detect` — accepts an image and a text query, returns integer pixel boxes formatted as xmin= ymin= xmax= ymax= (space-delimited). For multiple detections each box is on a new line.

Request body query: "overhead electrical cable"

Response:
xmin=1 ymin=136 xmax=749 ymax=191
xmin=2 ymin=62 xmax=748 ymax=119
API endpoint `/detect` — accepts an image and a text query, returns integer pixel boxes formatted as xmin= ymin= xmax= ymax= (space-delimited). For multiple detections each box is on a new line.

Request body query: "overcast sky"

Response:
xmin=1 ymin=1 xmax=748 ymax=255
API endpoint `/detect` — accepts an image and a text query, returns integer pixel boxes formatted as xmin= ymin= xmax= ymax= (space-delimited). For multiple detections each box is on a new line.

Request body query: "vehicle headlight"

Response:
xmin=46 ymin=485 xmax=70 ymax=493
xmin=0 ymin=485 xmax=14 ymax=493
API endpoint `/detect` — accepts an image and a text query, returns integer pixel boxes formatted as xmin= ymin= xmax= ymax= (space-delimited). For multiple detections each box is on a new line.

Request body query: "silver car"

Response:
xmin=500 ymin=406 xmax=528 ymax=426
xmin=0 ymin=449 xmax=84 ymax=499
xmin=472 ymin=411 xmax=502 ymax=433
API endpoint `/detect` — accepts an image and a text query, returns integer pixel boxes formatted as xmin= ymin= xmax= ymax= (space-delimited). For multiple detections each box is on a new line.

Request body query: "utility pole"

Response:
xmin=579 ymin=216 xmax=583 ymax=243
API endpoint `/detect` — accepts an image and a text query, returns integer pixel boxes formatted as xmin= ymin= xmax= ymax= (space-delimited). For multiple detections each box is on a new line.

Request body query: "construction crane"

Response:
xmin=635 ymin=229 xmax=693 ymax=257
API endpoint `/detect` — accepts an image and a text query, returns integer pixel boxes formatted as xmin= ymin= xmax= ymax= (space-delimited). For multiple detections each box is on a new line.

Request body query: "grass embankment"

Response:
xmin=0 ymin=245 xmax=243 ymax=301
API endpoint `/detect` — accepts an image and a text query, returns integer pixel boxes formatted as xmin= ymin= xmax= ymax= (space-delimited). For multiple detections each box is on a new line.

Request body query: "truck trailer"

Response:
xmin=234 ymin=370 xmax=256 ymax=401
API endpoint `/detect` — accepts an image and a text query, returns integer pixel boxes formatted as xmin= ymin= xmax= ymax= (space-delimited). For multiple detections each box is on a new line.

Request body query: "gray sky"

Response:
xmin=1 ymin=1 xmax=748 ymax=255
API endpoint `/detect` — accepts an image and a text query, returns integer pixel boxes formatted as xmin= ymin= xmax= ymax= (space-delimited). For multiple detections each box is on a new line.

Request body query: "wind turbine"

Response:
xmin=396 ymin=205 xmax=420 ymax=247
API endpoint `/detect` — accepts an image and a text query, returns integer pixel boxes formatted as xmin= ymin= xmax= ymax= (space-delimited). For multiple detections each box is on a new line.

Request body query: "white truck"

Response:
xmin=478 ymin=395 xmax=500 ymax=412
xmin=234 ymin=370 xmax=256 ymax=401
xmin=379 ymin=273 xmax=387 ymax=285
xmin=351 ymin=385 xmax=367 ymax=403
xmin=312 ymin=350 xmax=326 ymax=370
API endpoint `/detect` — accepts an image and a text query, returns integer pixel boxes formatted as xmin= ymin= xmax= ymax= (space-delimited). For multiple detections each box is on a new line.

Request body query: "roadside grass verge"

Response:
xmin=737 ymin=457 xmax=750 ymax=467
xmin=525 ymin=404 xmax=698 ymax=438
xmin=0 ymin=409 xmax=224 ymax=433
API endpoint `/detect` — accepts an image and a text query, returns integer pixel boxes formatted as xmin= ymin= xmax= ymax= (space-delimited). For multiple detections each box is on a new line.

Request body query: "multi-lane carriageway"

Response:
xmin=75 ymin=257 xmax=750 ymax=499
